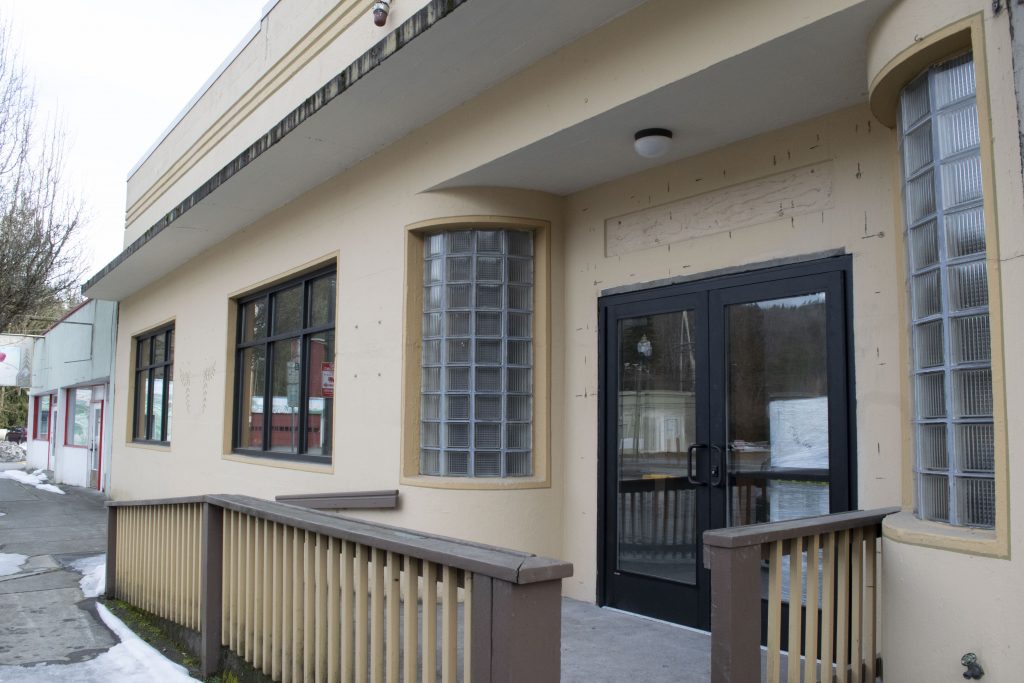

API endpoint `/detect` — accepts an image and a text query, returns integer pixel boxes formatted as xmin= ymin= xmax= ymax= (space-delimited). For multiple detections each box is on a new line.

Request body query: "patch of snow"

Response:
xmin=0 ymin=441 xmax=27 ymax=462
xmin=0 ymin=511 xmax=6 ymax=516
xmin=72 ymin=555 xmax=106 ymax=598
xmin=0 ymin=603 xmax=199 ymax=682
xmin=0 ymin=468 xmax=64 ymax=494
xmin=0 ymin=552 xmax=28 ymax=576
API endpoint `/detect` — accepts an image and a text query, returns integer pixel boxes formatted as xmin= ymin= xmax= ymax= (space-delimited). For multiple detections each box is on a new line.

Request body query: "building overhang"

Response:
xmin=84 ymin=0 xmax=892 ymax=301
xmin=82 ymin=0 xmax=649 ymax=300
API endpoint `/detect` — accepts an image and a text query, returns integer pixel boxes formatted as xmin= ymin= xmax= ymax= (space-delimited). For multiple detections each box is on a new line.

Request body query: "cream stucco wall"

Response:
xmin=112 ymin=0 xmax=895 ymax=559
xmin=112 ymin=182 xmax=568 ymax=561
xmin=125 ymin=0 xmax=434 ymax=244
xmin=867 ymin=1 xmax=1024 ymax=680
xmin=107 ymin=0 xmax=1024 ymax=678
xmin=559 ymin=104 xmax=902 ymax=600
xmin=114 ymin=103 xmax=902 ymax=591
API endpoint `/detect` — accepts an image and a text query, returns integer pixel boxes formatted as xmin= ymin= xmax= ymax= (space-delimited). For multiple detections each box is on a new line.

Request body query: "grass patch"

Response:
xmin=101 ymin=598 xmax=271 ymax=682
xmin=102 ymin=598 xmax=202 ymax=679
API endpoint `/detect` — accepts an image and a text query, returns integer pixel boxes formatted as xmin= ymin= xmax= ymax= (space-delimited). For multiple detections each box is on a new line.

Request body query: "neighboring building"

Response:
xmin=82 ymin=0 xmax=1024 ymax=678
xmin=26 ymin=300 xmax=117 ymax=491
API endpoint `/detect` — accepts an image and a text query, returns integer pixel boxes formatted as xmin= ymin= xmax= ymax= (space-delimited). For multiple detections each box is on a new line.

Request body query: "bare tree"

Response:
xmin=0 ymin=19 xmax=85 ymax=335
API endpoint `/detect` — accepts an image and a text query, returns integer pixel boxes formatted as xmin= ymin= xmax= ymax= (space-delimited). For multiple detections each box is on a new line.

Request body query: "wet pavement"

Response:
xmin=0 ymin=465 xmax=113 ymax=666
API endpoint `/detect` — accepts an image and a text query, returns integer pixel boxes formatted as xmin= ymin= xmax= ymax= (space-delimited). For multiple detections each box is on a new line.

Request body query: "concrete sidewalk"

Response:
xmin=0 ymin=464 xmax=113 ymax=667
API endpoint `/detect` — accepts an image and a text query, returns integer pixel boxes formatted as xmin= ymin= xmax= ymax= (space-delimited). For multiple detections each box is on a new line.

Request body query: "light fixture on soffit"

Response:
xmin=633 ymin=128 xmax=673 ymax=158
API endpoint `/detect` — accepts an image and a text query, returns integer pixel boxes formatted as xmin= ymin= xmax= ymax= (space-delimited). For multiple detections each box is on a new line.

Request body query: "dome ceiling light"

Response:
xmin=633 ymin=128 xmax=673 ymax=158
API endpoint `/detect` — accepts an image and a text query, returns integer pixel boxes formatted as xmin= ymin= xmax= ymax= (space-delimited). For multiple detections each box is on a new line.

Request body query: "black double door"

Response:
xmin=598 ymin=257 xmax=854 ymax=629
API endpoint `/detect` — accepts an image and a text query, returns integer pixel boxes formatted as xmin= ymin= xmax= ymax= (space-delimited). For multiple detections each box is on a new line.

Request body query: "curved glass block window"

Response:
xmin=421 ymin=229 xmax=533 ymax=477
xmin=900 ymin=53 xmax=994 ymax=528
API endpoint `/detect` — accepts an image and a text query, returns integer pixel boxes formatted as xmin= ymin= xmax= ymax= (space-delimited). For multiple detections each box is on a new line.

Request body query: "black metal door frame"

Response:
xmin=597 ymin=255 xmax=856 ymax=629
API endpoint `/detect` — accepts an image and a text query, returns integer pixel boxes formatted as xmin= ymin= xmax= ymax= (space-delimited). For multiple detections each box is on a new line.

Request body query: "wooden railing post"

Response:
xmin=200 ymin=502 xmax=224 ymax=677
xmin=704 ymin=508 xmax=898 ymax=683
xmin=471 ymin=574 xmax=563 ymax=683
xmin=706 ymin=543 xmax=763 ymax=683
xmin=109 ymin=494 xmax=572 ymax=682
xmin=105 ymin=505 xmax=117 ymax=599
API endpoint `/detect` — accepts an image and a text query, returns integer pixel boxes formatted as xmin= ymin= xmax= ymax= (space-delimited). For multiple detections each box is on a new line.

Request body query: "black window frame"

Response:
xmin=232 ymin=265 xmax=336 ymax=464
xmin=133 ymin=324 xmax=174 ymax=444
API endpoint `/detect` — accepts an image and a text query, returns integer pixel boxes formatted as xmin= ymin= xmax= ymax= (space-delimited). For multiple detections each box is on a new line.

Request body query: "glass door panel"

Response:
xmin=601 ymin=257 xmax=852 ymax=631
xmin=725 ymin=293 xmax=831 ymax=527
xmin=617 ymin=311 xmax=699 ymax=585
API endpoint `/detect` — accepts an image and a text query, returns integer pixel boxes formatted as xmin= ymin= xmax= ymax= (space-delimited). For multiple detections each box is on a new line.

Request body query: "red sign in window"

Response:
xmin=321 ymin=362 xmax=335 ymax=398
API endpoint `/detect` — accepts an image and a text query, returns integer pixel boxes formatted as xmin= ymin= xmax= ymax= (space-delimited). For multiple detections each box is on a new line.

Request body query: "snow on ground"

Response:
xmin=0 ymin=468 xmax=64 ymax=494
xmin=0 ymin=603 xmax=199 ymax=682
xmin=72 ymin=555 xmax=106 ymax=598
xmin=0 ymin=441 xmax=27 ymax=462
xmin=0 ymin=553 xmax=27 ymax=576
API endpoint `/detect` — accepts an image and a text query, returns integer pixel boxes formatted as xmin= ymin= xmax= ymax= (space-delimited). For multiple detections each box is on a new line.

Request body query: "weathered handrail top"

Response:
xmin=107 ymin=495 xmax=208 ymax=508
xmin=703 ymin=506 xmax=900 ymax=549
xmin=275 ymin=489 xmax=399 ymax=510
xmin=108 ymin=493 xmax=573 ymax=585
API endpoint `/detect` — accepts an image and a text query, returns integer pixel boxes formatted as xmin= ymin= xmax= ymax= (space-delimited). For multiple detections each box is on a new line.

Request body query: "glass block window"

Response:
xmin=900 ymin=53 xmax=994 ymax=528
xmin=421 ymin=229 xmax=533 ymax=477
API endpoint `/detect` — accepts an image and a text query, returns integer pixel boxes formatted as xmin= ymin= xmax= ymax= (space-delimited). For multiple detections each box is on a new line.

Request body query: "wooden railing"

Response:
xmin=703 ymin=507 xmax=899 ymax=683
xmin=113 ymin=501 xmax=203 ymax=630
xmin=617 ymin=477 xmax=698 ymax=562
xmin=106 ymin=494 xmax=572 ymax=682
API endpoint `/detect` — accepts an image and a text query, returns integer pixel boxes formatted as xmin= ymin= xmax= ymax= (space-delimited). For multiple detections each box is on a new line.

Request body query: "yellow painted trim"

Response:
xmin=222 ymin=451 xmax=335 ymax=475
xmin=127 ymin=0 xmax=371 ymax=228
xmin=221 ymin=252 xmax=341 ymax=467
xmin=890 ymin=144 xmax=915 ymax=513
xmin=226 ymin=252 xmax=341 ymax=299
xmin=126 ymin=316 xmax=177 ymax=340
xmin=971 ymin=21 xmax=1012 ymax=555
xmin=124 ymin=317 xmax=177 ymax=445
xmin=123 ymin=441 xmax=173 ymax=453
xmin=882 ymin=17 xmax=1010 ymax=557
xmin=868 ymin=17 xmax=975 ymax=128
xmin=883 ymin=511 xmax=1006 ymax=558
xmin=400 ymin=215 xmax=552 ymax=490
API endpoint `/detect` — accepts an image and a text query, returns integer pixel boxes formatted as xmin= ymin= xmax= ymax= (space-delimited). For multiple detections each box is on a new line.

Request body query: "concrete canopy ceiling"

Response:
xmin=85 ymin=0 xmax=895 ymax=301
xmin=432 ymin=0 xmax=893 ymax=196
xmin=83 ymin=0 xmax=649 ymax=300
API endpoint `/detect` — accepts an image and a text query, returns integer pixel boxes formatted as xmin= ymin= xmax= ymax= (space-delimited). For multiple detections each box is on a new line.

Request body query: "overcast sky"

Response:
xmin=0 ymin=0 xmax=267 ymax=280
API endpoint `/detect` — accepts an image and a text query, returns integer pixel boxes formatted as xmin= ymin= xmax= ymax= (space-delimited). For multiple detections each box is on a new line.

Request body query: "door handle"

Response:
xmin=709 ymin=444 xmax=725 ymax=488
xmin=686 ymin=443 xmax=707 ymax=487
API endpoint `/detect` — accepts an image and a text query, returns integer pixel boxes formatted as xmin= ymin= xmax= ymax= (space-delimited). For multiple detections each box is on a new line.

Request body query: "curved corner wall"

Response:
xmin=865 ymin=1 xmax=1024 ymax=680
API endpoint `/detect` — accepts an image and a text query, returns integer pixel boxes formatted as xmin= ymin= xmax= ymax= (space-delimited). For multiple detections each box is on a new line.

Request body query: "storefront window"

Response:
xmin=66 ymin=388 xmax=91 ymax=447
xmin=35 ymin=395 xmax=51 ymax=439
xmin=234 ymin=267 xmax=336 ymax=463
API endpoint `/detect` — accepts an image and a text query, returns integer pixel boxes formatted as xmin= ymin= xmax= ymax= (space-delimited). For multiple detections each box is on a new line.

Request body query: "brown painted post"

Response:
xmin=470 ymin=574 xmax=562 ymax=682
xmin=104 ymin=505 xmax=117 ymax=599
xmin=707 ymin=543 xmax=763 ymax=683
xmin=471 ymin=575 xmax=494 ymax=683
xmin=200 ymin=502 xmax=224 ymax=677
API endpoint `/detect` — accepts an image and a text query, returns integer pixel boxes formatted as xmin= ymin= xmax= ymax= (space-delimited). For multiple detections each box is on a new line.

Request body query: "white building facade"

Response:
xmin=26 ymin=300 xmax=118 ymax=492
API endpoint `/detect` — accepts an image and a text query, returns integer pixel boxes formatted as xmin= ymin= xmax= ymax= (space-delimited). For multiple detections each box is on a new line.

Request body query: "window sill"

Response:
xmin=882 ymin=510 xmax=1007 ymax=558
xmin=126 ymin=441 xmax=172 ymax=452
xmin=223 ymin=451 xmax=333 ymax=474
xmin=400 ymin=473 xmax=551 ymax=491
